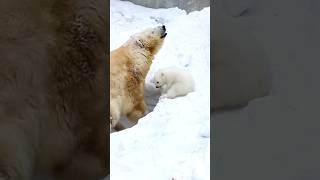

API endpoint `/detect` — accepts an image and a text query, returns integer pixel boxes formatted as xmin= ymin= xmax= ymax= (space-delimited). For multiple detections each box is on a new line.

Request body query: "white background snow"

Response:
xmin=108 ymin=0 xmax=210 ymax=179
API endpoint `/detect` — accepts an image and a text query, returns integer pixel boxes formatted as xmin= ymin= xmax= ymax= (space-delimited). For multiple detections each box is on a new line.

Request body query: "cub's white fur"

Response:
xmin=151 ymin=66 xmax=195 ymax=99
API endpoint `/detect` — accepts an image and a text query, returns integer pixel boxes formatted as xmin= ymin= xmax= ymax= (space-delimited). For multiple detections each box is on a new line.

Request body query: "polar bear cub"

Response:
xmin=151 ymin=66 xmax=195 ymax=99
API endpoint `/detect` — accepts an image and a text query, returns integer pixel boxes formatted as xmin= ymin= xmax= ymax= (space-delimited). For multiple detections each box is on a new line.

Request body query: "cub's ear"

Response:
xmin=160 ymin=72 xmax=164 ymax=76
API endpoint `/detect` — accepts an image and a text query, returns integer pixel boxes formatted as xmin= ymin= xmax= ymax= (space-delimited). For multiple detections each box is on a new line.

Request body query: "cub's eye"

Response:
xmin=156 ymin=81 xmax=159 ymax=84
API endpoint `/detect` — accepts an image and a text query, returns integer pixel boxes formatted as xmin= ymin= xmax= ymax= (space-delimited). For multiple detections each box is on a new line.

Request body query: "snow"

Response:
xmin=212 ymin=0 xmax=320 ymax=179
xmin=109 ymin=0 xmax=210 ymax=179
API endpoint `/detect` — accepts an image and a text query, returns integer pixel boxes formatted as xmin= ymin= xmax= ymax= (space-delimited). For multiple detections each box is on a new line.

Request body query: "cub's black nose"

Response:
xmin=162 ymin=25 xmax=166 ymax=31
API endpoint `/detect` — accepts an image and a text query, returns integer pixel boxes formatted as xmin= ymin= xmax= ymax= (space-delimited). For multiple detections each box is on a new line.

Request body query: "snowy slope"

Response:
xmin=213 ymin=0 xmax=320 ymax=179
xmin=109 ymin=0 xmax=210 ymax=179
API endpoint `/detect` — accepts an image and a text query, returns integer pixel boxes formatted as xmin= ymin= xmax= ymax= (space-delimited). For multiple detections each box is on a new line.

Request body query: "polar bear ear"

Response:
xmin=160 ymin=72 xmax=164 ymax=76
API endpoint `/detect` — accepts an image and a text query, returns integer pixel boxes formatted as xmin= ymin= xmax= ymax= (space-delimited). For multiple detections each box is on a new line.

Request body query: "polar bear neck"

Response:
xmin=124 ymin=45 xmax=154 ymax=77
xmin=124 ymin=39 xmax=154 ymax=57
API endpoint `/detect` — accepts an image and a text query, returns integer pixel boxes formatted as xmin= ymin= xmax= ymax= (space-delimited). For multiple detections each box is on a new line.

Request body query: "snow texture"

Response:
xmin=109 ymin=0 xmax=210 ymax=179
xmin=212 ymin=0 xmax=320 ymax=179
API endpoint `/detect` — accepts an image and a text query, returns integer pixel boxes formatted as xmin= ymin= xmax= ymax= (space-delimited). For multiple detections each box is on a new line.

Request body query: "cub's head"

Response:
xmin=151 ymin=70 xmax=166 ymax=89
xmin=131 ymin=25 xmax=167 ymax=55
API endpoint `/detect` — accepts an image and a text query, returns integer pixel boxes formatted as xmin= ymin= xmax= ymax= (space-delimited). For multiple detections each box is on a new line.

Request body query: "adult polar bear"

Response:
xmin=110 ymin=25 xmax=167 ymax=131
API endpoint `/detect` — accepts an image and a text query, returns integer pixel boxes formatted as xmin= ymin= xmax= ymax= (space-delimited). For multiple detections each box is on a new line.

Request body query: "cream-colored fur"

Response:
xmin=110 ymin=25 xmax=167 ymax=131
xmin=151 ymin=66 xmax=195 ymax=99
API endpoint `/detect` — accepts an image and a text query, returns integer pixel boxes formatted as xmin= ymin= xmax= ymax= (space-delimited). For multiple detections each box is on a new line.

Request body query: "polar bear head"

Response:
xmin=151 ymin=70 xmax=166 ymax=89
xmin=130 ymin=25 xmax=167 ymax=55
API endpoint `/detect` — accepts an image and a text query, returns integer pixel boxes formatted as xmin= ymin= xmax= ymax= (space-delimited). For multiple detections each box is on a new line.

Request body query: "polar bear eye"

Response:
xmin=156 ymin=81 xmax=159 ymax=84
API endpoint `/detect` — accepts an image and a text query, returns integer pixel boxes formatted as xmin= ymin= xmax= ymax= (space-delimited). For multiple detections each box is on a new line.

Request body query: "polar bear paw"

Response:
xmin=159 ymin=95 xmax=167 ymax=99
xmin=160 ymin=94 xmax=175 ymax=99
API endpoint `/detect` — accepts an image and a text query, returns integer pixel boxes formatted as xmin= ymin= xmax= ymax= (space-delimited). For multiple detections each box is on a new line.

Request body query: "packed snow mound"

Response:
xmin=109 ymin=0 xmax=210 ymax=179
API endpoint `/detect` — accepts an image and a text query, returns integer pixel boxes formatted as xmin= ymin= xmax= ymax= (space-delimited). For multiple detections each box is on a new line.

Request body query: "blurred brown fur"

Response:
xmin=0 ymin=0 xmax=109 ymax=179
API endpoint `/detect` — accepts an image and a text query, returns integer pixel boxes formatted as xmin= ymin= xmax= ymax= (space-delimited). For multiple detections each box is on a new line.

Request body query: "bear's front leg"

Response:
xmin=161 ymin=84 xmax=185 ymax=99
xmin=160 ymin=84 xmax=168 ymax=95
xmin=160 ymin=94 xmax=176 ymax=99
xmin=109 ymin=116 xmax=118 ymax=129
xmin=110 ymin=116 xmax=125 ymax=132
xmin=159 ymin=94 xmax=168 ymax=99
xmin=127 ymin=101 xmax=148 ymax=123
xmin=114 ymin=123 xmax=125 ymax=131
xmin=110 ymin=102 xmax=121 ymax=129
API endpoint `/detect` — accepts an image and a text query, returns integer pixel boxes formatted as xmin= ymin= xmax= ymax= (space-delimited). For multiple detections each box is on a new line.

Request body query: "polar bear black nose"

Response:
xmin=162 ymin=25 xmax=166 ymax=31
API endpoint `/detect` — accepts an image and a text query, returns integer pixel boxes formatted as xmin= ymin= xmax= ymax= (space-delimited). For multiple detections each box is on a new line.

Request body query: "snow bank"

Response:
xmin=109 ymin=0 xmax=210 ymax=179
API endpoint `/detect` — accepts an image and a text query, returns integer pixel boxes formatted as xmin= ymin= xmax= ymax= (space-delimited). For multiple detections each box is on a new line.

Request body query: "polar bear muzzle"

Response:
xmin=160 ymin=25 xmax=167 ymax=38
